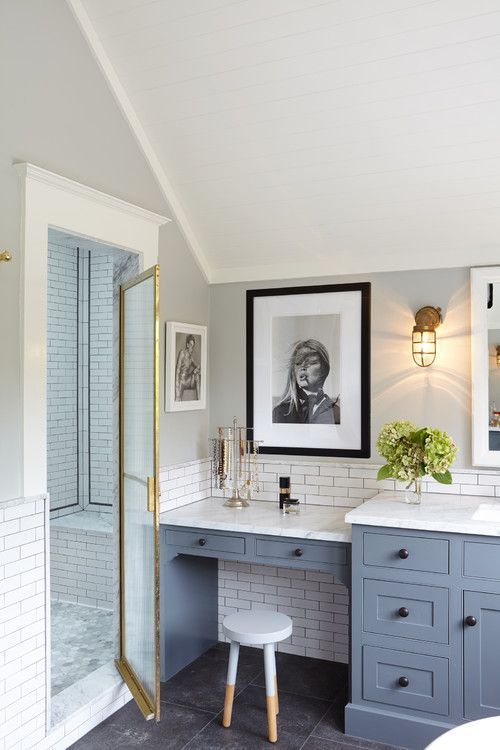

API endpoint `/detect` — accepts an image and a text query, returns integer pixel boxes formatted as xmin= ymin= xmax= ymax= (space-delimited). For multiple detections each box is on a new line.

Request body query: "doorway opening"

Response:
xmin=47 ymin=227 xmax=139 ymax=724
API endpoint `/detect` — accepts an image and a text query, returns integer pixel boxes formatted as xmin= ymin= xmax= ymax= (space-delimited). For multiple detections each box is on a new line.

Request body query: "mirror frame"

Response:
xmin=471 ymin=266 xmax=500 ymax=467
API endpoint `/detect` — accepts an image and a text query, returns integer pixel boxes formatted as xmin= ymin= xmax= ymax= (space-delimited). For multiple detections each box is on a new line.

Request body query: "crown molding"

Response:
xmin=14 ymin=162 xmax=170 ymax=227
xmin=65 ymin=0 xmax=212 ymax=282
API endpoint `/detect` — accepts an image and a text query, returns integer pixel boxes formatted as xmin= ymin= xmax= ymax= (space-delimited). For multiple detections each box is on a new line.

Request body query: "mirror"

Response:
xmin=471 ymin=267 xmax=500 ymax=465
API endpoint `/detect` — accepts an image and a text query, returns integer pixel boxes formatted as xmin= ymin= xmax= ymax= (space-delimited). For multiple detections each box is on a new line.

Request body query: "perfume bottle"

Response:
xmin=279 ymin=476 xmax=290 ymax=510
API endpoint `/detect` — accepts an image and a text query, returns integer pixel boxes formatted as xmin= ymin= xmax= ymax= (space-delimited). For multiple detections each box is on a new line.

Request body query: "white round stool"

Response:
xmin=222 ymin=611 xmax=293 ymax=743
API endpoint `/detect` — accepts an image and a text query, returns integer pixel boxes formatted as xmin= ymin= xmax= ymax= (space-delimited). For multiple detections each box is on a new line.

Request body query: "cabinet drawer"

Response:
xmin=363 ymin=532 xmax=449 ymax=574
xmin=255 ymin=537 xmax=347 ymax=567
xmin=363 ymin=645 xmax=449 ymax=716
xmin=363 ymin=579 xmax=449 ymax=644
xmin=165 ymin=528 xmax=245 ymax=556
xmin=463 ymin=540 xmax=500 ymax=581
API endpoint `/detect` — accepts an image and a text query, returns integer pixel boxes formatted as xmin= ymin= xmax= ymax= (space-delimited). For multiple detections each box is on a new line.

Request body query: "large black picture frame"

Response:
xmin=247 ymin=282 xmax=371 ymax=458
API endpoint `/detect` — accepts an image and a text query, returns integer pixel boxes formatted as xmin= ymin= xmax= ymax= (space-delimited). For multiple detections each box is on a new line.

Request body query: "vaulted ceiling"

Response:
xmin=71 ymin=0 xmax=500 ymax=282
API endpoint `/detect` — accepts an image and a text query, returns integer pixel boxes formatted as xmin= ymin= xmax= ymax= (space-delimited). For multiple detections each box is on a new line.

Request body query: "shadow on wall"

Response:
xmin=371 ymin=283 xmax=471 ymax=464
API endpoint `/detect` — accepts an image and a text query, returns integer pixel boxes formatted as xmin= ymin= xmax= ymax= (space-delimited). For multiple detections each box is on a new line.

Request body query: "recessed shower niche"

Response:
xmin=46 ymin=227 xmax=138 ymax=724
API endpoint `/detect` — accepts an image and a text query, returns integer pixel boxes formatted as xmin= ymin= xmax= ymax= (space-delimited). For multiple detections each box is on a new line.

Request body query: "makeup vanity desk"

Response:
xmin=160 ymin=493 xmax=500 ymax=750
xmin=159 ymin=498 xmax=351 ymax=681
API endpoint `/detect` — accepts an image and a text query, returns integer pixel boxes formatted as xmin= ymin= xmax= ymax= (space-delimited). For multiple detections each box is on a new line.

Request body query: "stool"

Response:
xmin=221 ymin=611 xmax=293 ymax=743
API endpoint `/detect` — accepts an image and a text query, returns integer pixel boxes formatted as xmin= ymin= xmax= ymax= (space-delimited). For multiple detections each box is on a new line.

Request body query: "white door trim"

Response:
xmin=14 ymin=161 xmax=169 ymax=497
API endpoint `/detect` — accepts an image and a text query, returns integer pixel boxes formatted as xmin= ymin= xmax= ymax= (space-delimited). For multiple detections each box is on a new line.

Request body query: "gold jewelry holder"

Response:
xmin=210 ymin=417 xmax=263 ymax=508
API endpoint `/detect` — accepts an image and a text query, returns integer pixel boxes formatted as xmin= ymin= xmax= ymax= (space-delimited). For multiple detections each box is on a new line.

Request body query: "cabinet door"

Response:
xmin=464 ymin=590 xmax=500 ymax=720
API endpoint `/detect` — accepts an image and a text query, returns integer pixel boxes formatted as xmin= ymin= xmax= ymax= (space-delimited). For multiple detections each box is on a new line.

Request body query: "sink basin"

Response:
xmin=472 ymin=503 xmax=500 ymax=522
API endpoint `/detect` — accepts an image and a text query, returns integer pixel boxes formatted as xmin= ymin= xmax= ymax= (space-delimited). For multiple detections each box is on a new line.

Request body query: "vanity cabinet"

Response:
xmin=464 ymin=589 xmax=500 ymax=719
xmin=347 ymin=525 xmax=500 ymax=750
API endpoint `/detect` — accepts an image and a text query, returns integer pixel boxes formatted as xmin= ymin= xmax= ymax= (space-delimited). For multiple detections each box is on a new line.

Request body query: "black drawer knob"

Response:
xmin=465 ymin=615 xmax=477 ymax=627
xmin=294 ymin=548 xmax=303 ymax=557
xmin=198 ymin=538 xmax=207 ymax=546
xmin=398 ymin=607 xmax=410 ymax=618
xmin=398 ymin=676 xmax=410 ymax=688
xmin=398 ymin=548 xmax=409 ymax=559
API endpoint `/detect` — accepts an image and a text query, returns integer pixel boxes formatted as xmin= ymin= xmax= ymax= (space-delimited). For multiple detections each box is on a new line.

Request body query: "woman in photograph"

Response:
xmin=272 ymin=339 xmax=340 ymax=424
xmin=175 ymin=334 xmax=201 ymax=401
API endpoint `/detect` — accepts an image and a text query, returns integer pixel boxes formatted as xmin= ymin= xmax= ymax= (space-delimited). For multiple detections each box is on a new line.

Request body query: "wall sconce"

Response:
xmin=412 ymin=306 xmax=442 ymax=367
xmin=496 ymin=346 xmax=500 ymax=368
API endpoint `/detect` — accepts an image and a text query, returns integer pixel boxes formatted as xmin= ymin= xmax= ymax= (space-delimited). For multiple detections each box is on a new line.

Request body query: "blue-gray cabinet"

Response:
xmin=464 ymin=590 xmax=500 ymax=719
xmin=346 ymin=525 xmax=500 ymax=750
xmin=160 ymin=525 xmax=350 ymax=681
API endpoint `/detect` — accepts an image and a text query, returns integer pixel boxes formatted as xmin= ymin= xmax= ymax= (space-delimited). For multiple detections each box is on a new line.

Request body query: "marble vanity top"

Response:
xmin=345 ymin=491 xmax=500 ymax=537
xmin=160 ymin=497 xmax=351 ymax=543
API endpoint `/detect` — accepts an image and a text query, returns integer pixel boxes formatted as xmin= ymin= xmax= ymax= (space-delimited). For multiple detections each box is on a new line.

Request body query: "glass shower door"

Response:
xmin=116 ymin=265 xmax=160 ymax=721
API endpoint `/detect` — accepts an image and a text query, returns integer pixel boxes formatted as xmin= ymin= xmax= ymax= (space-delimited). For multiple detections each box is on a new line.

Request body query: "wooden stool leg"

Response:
xmin=264 ymin=643 xmax=278 ymax=743
xmin=222 ymin=641 xmax=240 ymax=728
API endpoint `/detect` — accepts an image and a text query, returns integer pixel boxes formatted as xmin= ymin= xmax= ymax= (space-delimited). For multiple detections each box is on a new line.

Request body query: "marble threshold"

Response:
xmin=50 ymin=659 xmax=125 ymax=728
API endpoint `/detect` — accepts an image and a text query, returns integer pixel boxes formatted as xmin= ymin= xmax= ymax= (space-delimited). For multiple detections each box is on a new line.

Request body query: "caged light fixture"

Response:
xmin=412 ymin=306 xmax=442 ymax=367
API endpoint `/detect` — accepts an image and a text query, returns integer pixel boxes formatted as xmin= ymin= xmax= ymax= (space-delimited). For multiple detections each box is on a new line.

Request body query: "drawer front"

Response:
xmin=363 ymin=579 xmax=449 ymax=644
xmin=165 ymin=528 xmax=245 ymax=556
xmin=363 ymin=645 xmax=449 ymax=716
xmin=255 ymin=537 xmax=347 ymax=567
xmin=363 ymin=532 xmax=449 ymax=574
xmin=463 ymin=540 xmax=500 ymax=581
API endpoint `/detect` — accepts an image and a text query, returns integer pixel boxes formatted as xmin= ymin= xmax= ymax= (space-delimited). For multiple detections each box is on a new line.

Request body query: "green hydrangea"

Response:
xmin=376 ymin=420 xmax=457 ymax=485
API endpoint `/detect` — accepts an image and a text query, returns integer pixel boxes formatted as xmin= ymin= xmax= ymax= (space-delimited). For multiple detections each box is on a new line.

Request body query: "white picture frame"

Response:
xmin=165 ymin=322 xmax=207 ymax=412
xmin=471 ymin=266 xmax=500 ymax=466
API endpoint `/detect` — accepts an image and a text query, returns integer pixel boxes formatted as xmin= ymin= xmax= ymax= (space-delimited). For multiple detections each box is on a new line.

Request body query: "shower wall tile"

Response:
xmin=47 ymin=243 xmax=79 ymax=513
xmin=50 ymin=526 xmax=114 ymax=610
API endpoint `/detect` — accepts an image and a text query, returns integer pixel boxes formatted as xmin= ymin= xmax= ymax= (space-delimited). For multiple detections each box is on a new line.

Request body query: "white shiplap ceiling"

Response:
xmin=71 ymin=0 xmax=500 ymax=282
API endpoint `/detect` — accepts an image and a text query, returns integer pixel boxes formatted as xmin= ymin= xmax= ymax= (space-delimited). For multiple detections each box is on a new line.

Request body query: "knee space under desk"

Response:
xmin=160 ymin=523 xmax=351 ymax=682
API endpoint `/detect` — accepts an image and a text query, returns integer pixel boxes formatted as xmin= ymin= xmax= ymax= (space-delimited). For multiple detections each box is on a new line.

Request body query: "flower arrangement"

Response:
xmin=376 ymin=420 xmax=458 ymax=503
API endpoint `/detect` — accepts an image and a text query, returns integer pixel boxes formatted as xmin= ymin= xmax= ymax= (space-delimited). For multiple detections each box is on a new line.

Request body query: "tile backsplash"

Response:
xmin=160 ymin=456 xmax=500 ymax=667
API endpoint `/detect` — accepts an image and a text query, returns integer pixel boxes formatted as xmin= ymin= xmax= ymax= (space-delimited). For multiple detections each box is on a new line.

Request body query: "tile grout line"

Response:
xmin=297 ymin=698 xmax=336 ymax=750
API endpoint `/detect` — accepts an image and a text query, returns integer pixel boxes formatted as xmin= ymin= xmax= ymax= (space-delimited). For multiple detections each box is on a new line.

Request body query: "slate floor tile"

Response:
xmin=183 ymin=684 xmax=332 ymax=750
xmin=311 ymin=703 xmax=402 ymax=750
xmin=160 ymin=643 xmax=264 ymax=713
xmin=70 ymin=698 xmax=213 ymax=750
xmin=252 ymin=651 xmax=348 ymax=702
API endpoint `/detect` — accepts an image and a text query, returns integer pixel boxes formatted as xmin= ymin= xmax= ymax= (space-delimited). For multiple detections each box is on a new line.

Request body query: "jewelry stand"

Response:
xmin=210 ymin=417 xmax=262 ymax=508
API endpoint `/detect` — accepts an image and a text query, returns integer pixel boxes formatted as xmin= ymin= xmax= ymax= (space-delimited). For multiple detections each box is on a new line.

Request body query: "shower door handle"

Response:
xmin=147 ymin=476 xmax=156 ymax=513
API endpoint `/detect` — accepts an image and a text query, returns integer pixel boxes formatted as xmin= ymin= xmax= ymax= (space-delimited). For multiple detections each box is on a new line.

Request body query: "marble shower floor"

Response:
xmin=51 ymin=600 xmax=114 ymax=696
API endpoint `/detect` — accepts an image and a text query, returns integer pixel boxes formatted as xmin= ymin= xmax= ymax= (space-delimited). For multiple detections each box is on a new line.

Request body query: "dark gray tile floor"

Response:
xmin=70 ymin=645 xmax=401 ymax=749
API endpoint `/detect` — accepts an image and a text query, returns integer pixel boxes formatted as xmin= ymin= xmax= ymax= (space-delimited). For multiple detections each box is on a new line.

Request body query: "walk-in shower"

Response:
xmin=47 ymin=228 xmax=138 ymax=723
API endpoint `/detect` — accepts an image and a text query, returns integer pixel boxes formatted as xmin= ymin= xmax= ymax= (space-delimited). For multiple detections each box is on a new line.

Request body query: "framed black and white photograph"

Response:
xmin=247 ymin=283 xmax=370 ymax=457
xmin=165 ymin=322 xmax=207 ymax=412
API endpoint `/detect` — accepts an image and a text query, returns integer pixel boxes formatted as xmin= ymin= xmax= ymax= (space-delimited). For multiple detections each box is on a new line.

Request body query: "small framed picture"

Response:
xmin=165 ymin=322 xmax=207 ymax=412
xmin=247 ymin=283 xmax=371 ymax=457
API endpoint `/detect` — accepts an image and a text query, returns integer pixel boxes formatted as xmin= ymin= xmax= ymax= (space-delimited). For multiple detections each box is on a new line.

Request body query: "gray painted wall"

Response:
xmin=0 ymin=0 xmax=209 ymax=500
xmin=159 ymin=222 xmax=210 ymax=466
xmin=209 ymin=268 xmax=472 ymax=468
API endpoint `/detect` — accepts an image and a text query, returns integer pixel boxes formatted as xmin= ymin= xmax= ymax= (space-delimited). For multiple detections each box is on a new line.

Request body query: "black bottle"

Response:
xmin=279 ymin=476 xmax=291 ymax=510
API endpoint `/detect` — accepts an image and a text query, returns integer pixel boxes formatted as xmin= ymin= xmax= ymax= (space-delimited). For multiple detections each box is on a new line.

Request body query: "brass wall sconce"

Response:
xmin=0 ymin=250 xmax=13 ymax=262
xmin=412 ymin=306 xmax=442 ymax=367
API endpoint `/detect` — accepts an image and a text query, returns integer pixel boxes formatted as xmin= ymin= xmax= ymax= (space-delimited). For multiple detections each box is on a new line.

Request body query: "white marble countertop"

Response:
xmin=345 ymin=491 xmax=500 ymax=537
xmin=160 ymin=497 xmax=351 ymax=543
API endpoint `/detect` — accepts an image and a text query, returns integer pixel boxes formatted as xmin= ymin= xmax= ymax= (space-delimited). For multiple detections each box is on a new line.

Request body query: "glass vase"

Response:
xmin=405 ymin=477 xmax=423 ymax=505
